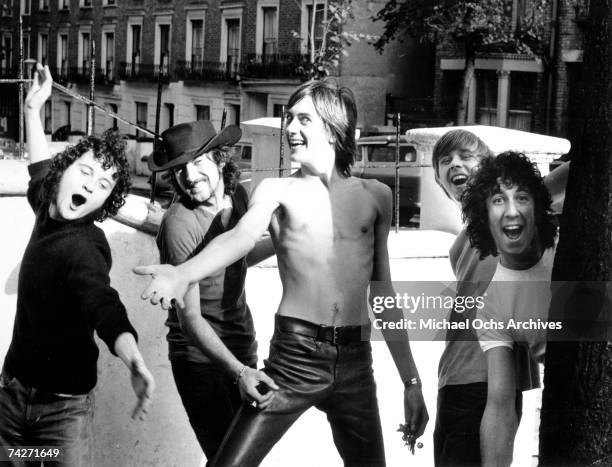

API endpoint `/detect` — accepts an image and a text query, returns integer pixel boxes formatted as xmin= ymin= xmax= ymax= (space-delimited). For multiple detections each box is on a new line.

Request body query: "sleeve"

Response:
xmin=477 ymin=283 xmax=513 ymax=353
xmin=68 ymin=232 xmax=138 ymax=355
xmin=26 ymin=160 xmax=51 ymax=212
xmin=156 ymin=210 xmax=202 ymax=266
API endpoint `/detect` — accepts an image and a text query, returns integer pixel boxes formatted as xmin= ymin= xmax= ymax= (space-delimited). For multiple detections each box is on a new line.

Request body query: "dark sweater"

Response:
xmin=3 ymin=160 xmax=137 ymax=394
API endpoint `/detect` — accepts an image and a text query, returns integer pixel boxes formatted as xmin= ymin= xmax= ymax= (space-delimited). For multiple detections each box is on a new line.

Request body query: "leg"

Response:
xmin=317 ymin=342 xmax=385 ymax=467
xmin=212 ymin=323 xmax=335 ymax=466
xmin=0 ymin=374 xmax=29 ymax=467
xmin=434 ymin=383 xmax=487 ymax=467
xmin=30 ymin=391 xmax=94 ymax=467
xmin=171 ymin=360 xmax=242 ymax=460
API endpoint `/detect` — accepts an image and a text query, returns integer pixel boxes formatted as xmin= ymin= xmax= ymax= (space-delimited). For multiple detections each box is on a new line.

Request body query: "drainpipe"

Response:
xmin=545 ymin=0 xmax=559 ymax=135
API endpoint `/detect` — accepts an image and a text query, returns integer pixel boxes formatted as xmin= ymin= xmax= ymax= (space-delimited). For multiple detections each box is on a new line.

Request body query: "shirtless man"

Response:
xmin=135 ymin=79 xmax=428 ymax=466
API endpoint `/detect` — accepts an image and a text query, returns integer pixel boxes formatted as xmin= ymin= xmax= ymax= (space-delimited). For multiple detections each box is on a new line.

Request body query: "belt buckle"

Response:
xmin=332 ymin=326 xmax=340 ymax=345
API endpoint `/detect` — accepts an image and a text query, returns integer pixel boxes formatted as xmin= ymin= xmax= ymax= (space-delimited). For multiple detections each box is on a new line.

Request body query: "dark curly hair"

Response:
xmin=287 ymin=78 xmax=357 ymax=178
xmin=42 ymin=129 xmax=131 ymax=222
xmin=169 ymin=146 xmax=241 ymax=199
xmin=461 ymin=151 xmax=557 ymax=259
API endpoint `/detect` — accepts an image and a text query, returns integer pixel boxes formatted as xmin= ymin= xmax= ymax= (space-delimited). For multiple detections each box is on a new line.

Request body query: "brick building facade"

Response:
xmin=432 ymin=0 xmax=588 ymax=138
xmin=0 ymin=0 xmax=434 ymax=142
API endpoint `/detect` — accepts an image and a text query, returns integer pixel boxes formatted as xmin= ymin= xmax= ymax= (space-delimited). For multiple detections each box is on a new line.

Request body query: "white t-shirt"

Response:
xmin=478 ymin=247 xmax=555 ymax=363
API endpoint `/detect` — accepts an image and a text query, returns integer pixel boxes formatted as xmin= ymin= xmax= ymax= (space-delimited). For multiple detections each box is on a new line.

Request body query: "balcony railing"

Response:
xmin=241 ymin=54 xmax=310 ymax=79
xmin=175 ymin=60 xmax=239 ymax=82
xmin=119 ymin=62 xmax=170 ymax=82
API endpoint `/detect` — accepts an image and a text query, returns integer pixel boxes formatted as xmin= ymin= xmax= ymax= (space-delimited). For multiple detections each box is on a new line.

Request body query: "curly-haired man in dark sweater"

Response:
xmin=0 ymin=64 xmax=155 ymax=467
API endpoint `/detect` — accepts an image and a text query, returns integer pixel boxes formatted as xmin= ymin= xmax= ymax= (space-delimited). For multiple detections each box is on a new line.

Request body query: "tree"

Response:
xmin=539 ymin=0 xmax=612 ymax=464
xmin=293 ymin=0 xmax=377 ymax=80
xmin=373 ymin=0 xmax=549 ymax=124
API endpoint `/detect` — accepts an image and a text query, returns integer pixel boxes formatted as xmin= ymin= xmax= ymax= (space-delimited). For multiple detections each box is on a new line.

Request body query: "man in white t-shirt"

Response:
xmin=461 ymin=151 xmax=558 ymax=466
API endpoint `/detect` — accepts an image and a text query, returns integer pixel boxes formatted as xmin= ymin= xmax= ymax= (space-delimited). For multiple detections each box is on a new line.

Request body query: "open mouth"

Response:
xmin=71 ymin=194 xmax=86 ymax=207
xmin=289 ymin=140 xmax=305 ymax=148
xmin=450 ymin=174 xmax=468 ymax=186
xmin=502 ymin=225 xmax=523 ymax=240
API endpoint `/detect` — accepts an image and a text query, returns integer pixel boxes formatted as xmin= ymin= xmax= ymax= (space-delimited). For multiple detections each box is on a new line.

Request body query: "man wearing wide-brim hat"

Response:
xmin=151 ymin=120 xmax=278 ymax=461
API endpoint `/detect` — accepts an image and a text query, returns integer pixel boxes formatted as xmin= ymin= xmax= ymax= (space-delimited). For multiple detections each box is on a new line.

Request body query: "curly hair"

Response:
xmin=42 ymin=129 xmax=131 ymax=222
xmin=461 ymin=151 xmax=557 ymax=259
xmin=287 ymin=78 xmax=357 ymax=178
xmin=169 ymin=146 xmax=241 ymax=199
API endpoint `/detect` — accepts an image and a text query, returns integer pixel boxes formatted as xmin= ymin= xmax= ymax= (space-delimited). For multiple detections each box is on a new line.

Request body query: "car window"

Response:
xmin=366 ymin=145 xmax=416 ymax=163
xmin=230 ymin=144 xmax=252 ymax=171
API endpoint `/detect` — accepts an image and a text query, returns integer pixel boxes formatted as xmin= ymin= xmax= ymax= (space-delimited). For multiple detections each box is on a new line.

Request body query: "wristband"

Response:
xmin=404 ymin=377 xmax=422 ymax=388
xmin=234 ymin=365 xmax=248 ymax=384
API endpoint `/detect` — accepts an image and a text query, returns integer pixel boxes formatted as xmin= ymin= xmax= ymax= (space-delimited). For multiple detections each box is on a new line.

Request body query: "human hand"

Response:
xmin=133 ymin=264 xmax=189 ymax=309
xmin=130 ymin=359 xmax=155 ymax=421
xmin=237 ymin=367 xmax=279 ymax=410
xmin=403 ymin=384 xmax=429 ymax=440
xmin=25 ymin=63 xmax=52 ymax=113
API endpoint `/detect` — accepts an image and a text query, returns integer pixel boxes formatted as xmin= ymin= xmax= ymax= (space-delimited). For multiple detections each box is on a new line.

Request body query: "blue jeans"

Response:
xmin=170 ymin=360 xmax=243 ymax=461
xmin=211 ymin=316 xmax=385 ymax=467
xmin=0 ymin=373 xmax=94 ymax=467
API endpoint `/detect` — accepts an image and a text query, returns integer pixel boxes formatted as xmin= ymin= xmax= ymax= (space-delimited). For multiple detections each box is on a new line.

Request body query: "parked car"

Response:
xmin=354 ymin=133 xmax=420 ymax=227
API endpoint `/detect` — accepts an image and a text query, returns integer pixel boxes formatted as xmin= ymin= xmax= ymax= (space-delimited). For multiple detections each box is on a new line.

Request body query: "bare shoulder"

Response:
xmin=249 ymin=177 xmax=292 ymax=205
xmin=354 ymin=177 xmax=392 ymax=206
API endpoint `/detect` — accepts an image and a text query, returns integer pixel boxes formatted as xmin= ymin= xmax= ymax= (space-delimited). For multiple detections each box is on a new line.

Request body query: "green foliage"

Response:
xmin=374 ymin=0 xmax=549 ymax=58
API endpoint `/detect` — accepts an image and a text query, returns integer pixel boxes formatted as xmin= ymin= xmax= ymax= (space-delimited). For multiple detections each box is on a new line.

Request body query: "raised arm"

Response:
xmin=369 ymin=183 xmax=429 ymax=439
xmin=134 ymin=178 xmax=281 ymax=309
xmin=24 ymin=63 xmax=53 ymax=165
xmin=480 ymin=347 xmax=518 ymax=467
xmin=176 ymin=284 xmax=279 ymax=407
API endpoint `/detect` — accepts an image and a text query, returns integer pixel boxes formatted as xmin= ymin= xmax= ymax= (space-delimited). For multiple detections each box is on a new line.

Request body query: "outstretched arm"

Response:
xmin=177 ymin=284 xmax=279 ymax=407
xmin=114 ymin=332 xmax=155 ymax=421
xmin=481 ymin=347 xmax=518 ymax=467
xmin=369 ymin=184 xmax=428 ymax=440
xmin=25 ymin=63 xmax=53 ymax=165
xmin=134 ymin=178 xmax=281 ymax=309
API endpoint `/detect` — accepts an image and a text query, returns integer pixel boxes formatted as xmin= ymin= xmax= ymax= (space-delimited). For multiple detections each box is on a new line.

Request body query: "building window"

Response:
xmin=107 ymin=103 xmax=118 ymax=130
xmin=163 ymin=103 xmax=174 ymax=130
xmin=102 ymin=31 xmax=115 ymax=80
xmin=305 ymin=3 xmax=325 ymax=53
xmin=155 ymin=22 xmax=170 ymax=75
xmin=39 ymin=0 xmax=48 ymax=10
xmin=64 ymin=101 xmax=71 ymax=127
xmin=226 ymin=18 xmax=240 ymax=69
xmin=20 ymin=0 xmax=30 ymax=15
xmin=1 ymin=0 xmax=13 ymax=17
xmin=262 ymin=7 xmax=277 ymax=57
xmin=104 ymin=0 xmax=116 ymax=5
xmin=44 ymin=100 xmax=52 ymax=133
xmin=136 ymin=101 xmax=147 ymax=138
xmin=190 ymin=19 xmax=204 ymax=66
xmin=1 ymin=35 xmax=12 ymax=73
xmin=273 ymin=103 xmax=284 ymax=118
xmin=508 ymin=72 xmax=537 ymax=131
xmin=79 ymin=31 xmax=91 ymax=74
xmin=476 ymin=70 xmax=497 ymax=126
xmin=38 ymin=33 xmax=48 ymax=65
xmin=57 ymin=33 xmax=68 ymax=77
xmin=59 ymin=0 xmax=69 ymax=9
xmin=22 ymin=35 xmax=29 ymax=61
xmin=195 ymin=105 xmax=210 ymax=121
xmin=229 ymin=104 xmax=240 ymax=126
xmin=128 ymin=23 xmax=141 ymax=73
xmin=80 ymin=0 xmax=91 ymax=7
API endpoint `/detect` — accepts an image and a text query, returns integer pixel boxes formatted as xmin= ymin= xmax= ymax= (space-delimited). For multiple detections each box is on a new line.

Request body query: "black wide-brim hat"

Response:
xmin=148 ymin=120 xmax=242 ymax=172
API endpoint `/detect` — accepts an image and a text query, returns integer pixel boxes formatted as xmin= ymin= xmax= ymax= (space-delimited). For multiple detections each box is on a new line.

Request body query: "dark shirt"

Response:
xmin=157 ymin=184 xmax=257 ymax=366
xmin=3 ymin=160 xmax=137 ymax=395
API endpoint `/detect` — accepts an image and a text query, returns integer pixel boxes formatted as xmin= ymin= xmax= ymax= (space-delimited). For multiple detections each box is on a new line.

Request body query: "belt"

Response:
xmin=276 ymin=315 xmax=370 ymax=345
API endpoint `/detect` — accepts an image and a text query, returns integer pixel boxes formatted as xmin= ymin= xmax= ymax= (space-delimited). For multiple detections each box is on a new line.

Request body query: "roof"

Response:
xmin=404 ymin=125 xmax=570 ymax=157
